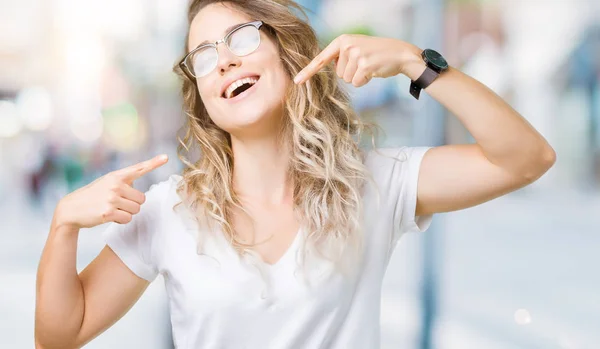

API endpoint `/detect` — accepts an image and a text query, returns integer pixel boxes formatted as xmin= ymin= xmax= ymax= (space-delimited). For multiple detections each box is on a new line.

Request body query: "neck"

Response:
xmin=231 ymin=130 xmax=293 ymax=206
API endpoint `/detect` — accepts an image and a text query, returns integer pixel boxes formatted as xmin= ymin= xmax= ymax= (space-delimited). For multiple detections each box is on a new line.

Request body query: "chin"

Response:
xmin=216 ymin=93 xmax=286 ymax=137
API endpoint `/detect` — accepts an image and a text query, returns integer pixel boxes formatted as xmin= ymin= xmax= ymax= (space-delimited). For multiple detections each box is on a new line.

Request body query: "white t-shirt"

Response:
xmin=103 ymin=147 xmax=433 ymax=349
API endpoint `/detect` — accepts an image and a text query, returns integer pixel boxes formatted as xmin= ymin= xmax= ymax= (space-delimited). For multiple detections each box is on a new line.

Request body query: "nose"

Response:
xmin=216 ymin=44 xmax=241 ymax=75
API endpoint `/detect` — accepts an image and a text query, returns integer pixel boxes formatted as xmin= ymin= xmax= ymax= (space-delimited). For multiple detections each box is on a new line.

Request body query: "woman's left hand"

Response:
xmin=294 ymin=34 xmax=426 ymax=87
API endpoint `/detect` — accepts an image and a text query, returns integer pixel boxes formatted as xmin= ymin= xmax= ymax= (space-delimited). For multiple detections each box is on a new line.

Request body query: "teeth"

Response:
xmin=225 ymin=77 xmax=258 ymax=99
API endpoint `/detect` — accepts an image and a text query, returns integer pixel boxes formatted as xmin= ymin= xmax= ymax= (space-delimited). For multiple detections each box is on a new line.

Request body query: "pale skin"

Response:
xmin=35 ymin=5 xmax=555 ymax=349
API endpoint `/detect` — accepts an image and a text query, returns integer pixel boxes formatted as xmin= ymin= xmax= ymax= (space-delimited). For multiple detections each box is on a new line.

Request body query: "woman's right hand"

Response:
xmin=54 ymin=154 xmax=169 ymax=230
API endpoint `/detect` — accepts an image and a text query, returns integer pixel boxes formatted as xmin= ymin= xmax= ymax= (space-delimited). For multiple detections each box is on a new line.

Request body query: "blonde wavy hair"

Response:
xmin=173 ymin=0 xmax=376 ymax=267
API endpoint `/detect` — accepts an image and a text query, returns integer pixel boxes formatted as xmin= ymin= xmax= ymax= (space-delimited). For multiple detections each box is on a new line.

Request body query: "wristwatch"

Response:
xmin=409 ymin=49 xmax=449 ymax=100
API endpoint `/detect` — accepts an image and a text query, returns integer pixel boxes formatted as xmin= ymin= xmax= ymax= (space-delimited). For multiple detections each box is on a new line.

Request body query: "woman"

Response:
xmin=35 ymin=0 xmax=556 ymax=348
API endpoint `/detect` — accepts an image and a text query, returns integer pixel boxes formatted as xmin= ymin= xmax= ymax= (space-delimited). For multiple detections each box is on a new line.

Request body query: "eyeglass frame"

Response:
xmin=178 ymin=20 xmax=264 ymax=81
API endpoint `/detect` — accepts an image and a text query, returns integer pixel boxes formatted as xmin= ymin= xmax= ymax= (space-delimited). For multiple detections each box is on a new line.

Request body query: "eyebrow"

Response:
xmin=193 ymin=23 xmax=244 ymax=49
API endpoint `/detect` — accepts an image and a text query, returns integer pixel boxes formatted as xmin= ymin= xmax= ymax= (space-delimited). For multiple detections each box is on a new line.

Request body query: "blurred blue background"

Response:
xmin=1 ymin=0 xmax=599 ymax=348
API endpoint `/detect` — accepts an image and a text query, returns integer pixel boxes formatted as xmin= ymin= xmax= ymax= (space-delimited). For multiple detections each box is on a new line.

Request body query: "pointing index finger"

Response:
xmin=119 ymin=154 xmax=169 ymax=183
xmin=294 ymin=38 xmax=341 ymax=84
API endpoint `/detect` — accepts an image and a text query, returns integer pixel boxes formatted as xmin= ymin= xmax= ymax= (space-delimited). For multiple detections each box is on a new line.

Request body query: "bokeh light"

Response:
xmin=16 ymin=87 xmax=54 ymax=131
xmin=69 ymin=110 xmax=104 ymax=143
xmin=514 ymin=308 xmax=532 ymax=325
xmin=102 ymin=102 xmax=146 ymax=151
xmin=0 ymin=100 xmax=22 ymax=138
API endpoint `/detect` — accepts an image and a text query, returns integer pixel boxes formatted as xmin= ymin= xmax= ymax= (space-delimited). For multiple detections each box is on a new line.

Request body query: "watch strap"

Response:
xmin=409 ymin=67 xmax=440 ymax=100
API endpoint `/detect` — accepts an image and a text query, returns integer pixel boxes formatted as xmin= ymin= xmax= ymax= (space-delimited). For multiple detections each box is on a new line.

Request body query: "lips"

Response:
xmin=220 ymin=74 xmax=261 ymax=99
xmin=222 ymin=77 xmax=261 ymax=103
xmin=223 ymin=76 xmax=259 ymax=99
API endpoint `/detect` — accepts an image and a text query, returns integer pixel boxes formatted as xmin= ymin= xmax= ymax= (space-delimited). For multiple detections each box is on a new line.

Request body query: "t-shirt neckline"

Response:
xmin=215 ymin=227 xmax=303 ymax=272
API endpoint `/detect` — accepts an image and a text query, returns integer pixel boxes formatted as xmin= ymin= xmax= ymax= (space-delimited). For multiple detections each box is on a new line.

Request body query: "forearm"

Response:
xmin=403 ymin=60 xmax=556 ymax=178
xmin=35 ymin=213 xmax=85 ymax=348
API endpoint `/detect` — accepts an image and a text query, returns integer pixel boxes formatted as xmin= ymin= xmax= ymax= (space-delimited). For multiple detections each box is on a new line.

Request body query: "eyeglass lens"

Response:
xmin=191 ymin=25 xmax=261 ymax=78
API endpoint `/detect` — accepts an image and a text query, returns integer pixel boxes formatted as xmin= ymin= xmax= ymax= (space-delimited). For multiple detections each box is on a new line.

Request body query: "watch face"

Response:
xmin=423 ymin=49 xmax=448 ymax=71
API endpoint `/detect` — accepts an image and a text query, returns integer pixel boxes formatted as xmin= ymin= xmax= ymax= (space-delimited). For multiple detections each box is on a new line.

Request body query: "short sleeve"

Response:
xmin=365 ymin=147 xmax=433 ymax=248
xmin=102 ymin=180 xmax=170 ymax=282
xmin=393 ymin=147 xmax=433 ymax=239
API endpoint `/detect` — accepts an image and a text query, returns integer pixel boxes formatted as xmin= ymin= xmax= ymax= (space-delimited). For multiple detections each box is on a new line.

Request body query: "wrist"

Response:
xmin=400 ymin=50 xmax=428 ymax=81
xmin=400 ymin=45 xmax=427 ymax=81
xmin=52 ymin=200 xmax=80 ymax=235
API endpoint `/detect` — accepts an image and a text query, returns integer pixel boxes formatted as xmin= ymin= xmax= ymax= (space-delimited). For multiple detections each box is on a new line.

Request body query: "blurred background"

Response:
xmin=1 ymin=0 xmax=599 ymax=348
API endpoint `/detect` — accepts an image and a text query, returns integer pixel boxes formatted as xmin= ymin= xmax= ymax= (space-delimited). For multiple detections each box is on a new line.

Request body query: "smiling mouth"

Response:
xmin=222 ymin=76 xmax=260 ymax=99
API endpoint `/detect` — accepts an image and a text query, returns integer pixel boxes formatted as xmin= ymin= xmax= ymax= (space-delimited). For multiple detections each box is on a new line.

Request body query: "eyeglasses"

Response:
xmin=179 ymin=21 xmax=264 ymax=80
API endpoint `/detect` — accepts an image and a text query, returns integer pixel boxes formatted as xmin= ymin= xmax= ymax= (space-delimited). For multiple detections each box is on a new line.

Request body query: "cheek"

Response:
xmin=197 ymin=82 xmax=222 ymax=116
xmin=267 ymin=61 xmax=291 ymax=97
xmin=195 ymin=93 xmax=225 ymax=127
xmin=274 ymin=72 xmax=291 ymax=102
xmin=197 ymin=79 xmax=216 ymax=99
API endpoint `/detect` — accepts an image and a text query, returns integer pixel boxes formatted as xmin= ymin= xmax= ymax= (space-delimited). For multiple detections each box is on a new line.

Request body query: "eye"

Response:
xmin=227 ymin=25 xmax=261 ymax=56
xmin=192 ymin=47 xmax=218 ymax=77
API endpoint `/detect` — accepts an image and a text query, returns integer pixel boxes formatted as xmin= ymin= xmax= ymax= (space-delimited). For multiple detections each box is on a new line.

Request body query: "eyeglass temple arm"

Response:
xmin=179 ymin=61 xmax=197 ymax=82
